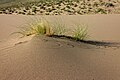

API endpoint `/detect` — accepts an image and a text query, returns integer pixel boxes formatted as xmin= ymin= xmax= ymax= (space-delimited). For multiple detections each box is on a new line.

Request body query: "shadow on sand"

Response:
xmin=49 ymin=35 xmax=120 ymax=48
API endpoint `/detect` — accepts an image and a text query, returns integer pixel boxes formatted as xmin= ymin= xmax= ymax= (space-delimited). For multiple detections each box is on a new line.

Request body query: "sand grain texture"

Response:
xmin=0 ymin=15 xmax=120 ymax=80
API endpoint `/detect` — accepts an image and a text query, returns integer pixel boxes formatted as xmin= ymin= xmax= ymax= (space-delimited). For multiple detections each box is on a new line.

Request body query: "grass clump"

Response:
xmin=30 ymin=20 xmax=53 ymax=35
xmin=72 ymin=24 xmax=88 ymax=40
xmin=13 ymin=19 xmax=88 ymax=41
xmin=13 ymin=20 xmax=53 ymax=38
xmin=14 ymin=19 xmax=67 ymax=38
xmin=52 ymin=22 xmax=66 ymax=35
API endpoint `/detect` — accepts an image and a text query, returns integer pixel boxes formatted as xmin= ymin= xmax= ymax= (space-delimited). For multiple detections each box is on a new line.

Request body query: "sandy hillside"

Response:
xmin=0 ymin=14 xmax=120 ymax=80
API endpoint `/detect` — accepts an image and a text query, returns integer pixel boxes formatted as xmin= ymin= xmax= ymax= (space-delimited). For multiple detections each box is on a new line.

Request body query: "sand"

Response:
xmin=0 ymin=0 xmax=120 ymax=15
xmin=0 ymin=14 xmax=120 ymax=80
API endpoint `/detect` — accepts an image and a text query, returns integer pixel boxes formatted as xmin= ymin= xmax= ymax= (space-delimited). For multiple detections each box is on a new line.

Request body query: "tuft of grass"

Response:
xmin=30 ymin=20 xmax=53 ymax=35
xmin=72 ymin=24 xmax=88 ymax=41
xmin=13 ymin=19 xmax=67 ymax=38
xmin=52 ymin=22 xmax=66 ymax=35
xmin=12 ymin=19 xmax=53 ymax=38
xmin=13 ymin=18 xmax=89 ymax=41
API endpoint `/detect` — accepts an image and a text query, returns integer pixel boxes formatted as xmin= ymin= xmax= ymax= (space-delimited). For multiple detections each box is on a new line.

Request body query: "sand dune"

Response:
xmin=0 ymin=15 xmax=120 ymax=80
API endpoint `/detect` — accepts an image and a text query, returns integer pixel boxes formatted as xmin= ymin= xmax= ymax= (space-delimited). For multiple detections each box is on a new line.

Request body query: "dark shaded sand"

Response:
xmin=0 ymin=15 xmax=120 ymax=80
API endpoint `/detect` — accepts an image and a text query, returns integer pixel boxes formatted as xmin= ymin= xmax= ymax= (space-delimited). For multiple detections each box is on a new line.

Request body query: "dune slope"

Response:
xmin=0 ymin=15 xmax=120 ymax=80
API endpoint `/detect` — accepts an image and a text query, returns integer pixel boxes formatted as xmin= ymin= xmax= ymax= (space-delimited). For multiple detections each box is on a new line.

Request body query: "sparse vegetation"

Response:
xmin=72 ymin=24 xmax=88 ymax=40
xmin=52 ymin=22 xmax=66 ymax=35
xmin=13 ymin=19 xmax=88 ymax=41
xmin=13 ymin=19 xmax=66 ymax=37
xmin=13 ymin=20 xmax=53 ymax=37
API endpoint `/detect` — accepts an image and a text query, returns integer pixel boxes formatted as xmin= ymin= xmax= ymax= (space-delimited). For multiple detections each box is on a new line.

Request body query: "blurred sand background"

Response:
xmin=0 ymin=0 xmax=120 ymax=15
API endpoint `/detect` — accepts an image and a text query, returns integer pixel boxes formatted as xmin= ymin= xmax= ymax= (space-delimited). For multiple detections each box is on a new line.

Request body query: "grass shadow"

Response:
xmin=49 ymin=35 xmax=120 ymax=47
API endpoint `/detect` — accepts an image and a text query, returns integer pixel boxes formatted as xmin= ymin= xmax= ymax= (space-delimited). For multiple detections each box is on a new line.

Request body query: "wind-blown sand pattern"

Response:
xmin=0 ymin=15 xmax=120 ymax=80
xmin=0 ymin=0 xmax=120 ymax=15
